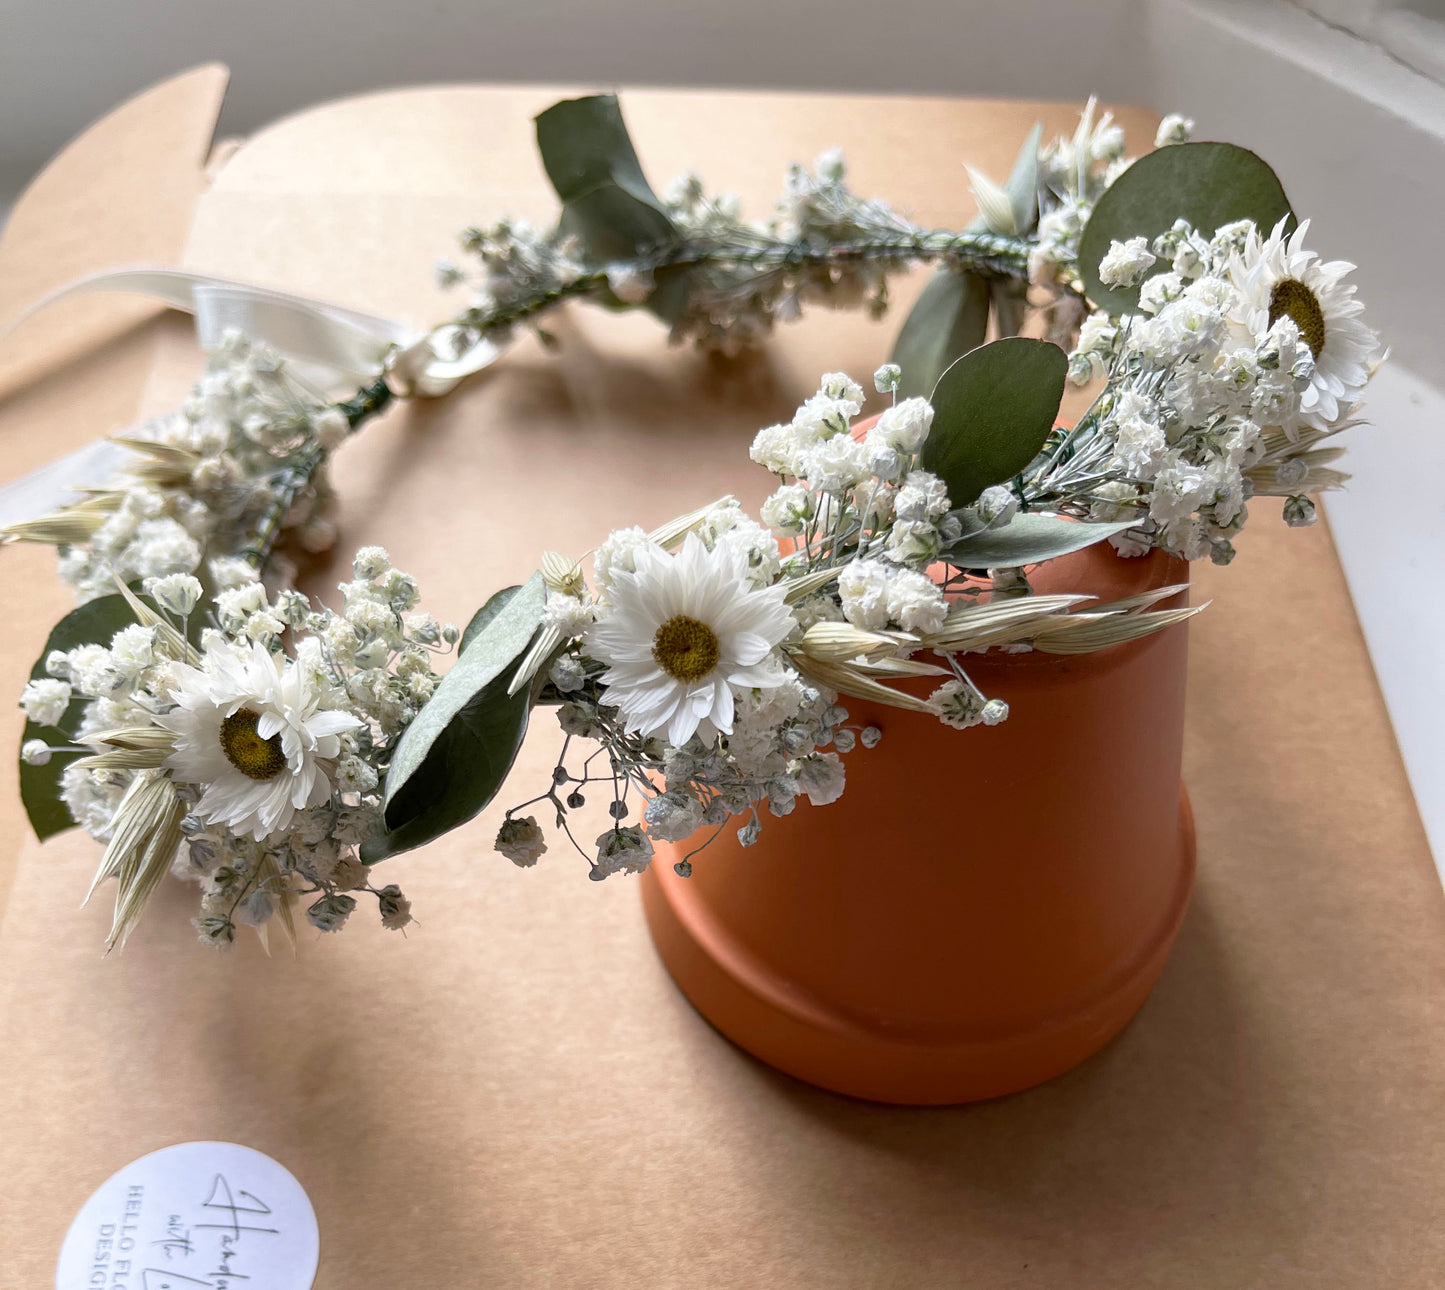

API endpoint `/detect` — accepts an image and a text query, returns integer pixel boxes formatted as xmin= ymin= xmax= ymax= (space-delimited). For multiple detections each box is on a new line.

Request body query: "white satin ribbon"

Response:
xmin=0 ymin=266 xmax=505 ymax=526
xmin=4 ymin=266 xmax=502 ymax=397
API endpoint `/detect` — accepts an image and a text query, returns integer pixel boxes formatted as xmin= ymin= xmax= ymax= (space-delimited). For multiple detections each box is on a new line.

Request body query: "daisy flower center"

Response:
xmin=1268 ymin=277 xmax=1327 ymax=357
xmin=218 ymin=708 xmax=288 ymax=781
xmin=652 ymin=615 xmax=721 ymax=683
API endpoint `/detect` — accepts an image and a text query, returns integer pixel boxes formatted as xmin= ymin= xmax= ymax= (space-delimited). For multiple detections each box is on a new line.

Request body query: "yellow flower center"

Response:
xmin=652 ymin=615 xmax=721 ymax=683
xmin=219 ymin=708 xmax=288 ymax=781
xmin=1268 ymin=277 xmax=1327 ymax=358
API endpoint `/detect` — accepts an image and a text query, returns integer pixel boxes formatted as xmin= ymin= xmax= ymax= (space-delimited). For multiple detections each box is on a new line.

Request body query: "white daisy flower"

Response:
xmin=1228 ymin=218 xmax=1381 ymax=429
xmin=584 ymin=532 xmax=795 ymax=746
xmin=156 ymin=639 xmax=362 ymax=841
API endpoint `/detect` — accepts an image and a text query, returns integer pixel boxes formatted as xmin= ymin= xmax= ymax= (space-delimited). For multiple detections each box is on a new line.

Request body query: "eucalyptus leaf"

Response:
xmin=19 ymin=592 xmax=143 ymax=841
xmin=368 ymin=573 xmax=546 ymax=861
xmin=939 ymin=514 xmax=1140 ymax=569
xmin=534 ymin=94 xmax=678 ymax=266
xmin=890 ymin=270 xmax=991 ymax=399
xmin=1078 ymin=141 xmax=1294 ymax=313
xmin=922 ymin=337 xmax=1068 ymax=507
xmin=460 ymin=583 xmax=524 ymax=654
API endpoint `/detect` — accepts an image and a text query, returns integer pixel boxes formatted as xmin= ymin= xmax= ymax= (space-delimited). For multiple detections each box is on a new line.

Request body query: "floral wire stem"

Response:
xmin=455 ymin=230 xmax=1031 ymax=340
xmin=235 ymin=376 xmax=394 ymax=569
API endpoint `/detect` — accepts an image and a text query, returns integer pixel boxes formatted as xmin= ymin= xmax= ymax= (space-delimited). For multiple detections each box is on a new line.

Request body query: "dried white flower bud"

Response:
xmin=1282 ymin=495 xmax=1317 ymax=528
xmin=1154 ymin=114 xmax=1194 ymax=148
xmin=496 ymin=815 xmax=547 ymax=867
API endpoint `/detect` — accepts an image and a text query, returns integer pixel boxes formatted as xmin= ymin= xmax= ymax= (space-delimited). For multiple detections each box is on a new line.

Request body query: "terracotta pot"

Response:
xmin=642 ymin=539 xmax=1194 ymax=1105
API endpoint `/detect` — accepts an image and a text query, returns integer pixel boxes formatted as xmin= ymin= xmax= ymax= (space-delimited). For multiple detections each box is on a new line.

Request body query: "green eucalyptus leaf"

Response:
xmin=922 ymin=337 xmax=1068 ymax=507
xmin=534 ymin=94 xmax=678 ymax=266
xmin=19 ymin=592 xmax=143 ymax=842
xmin=1078 ymin=141 xmax=1294 ymax=314
xmin=890 ymin=270 xmax=991 ymax=399
xmin=368 ymin=574 xmax=546 ymax=861
xmin=939 ymin=514 xmax=1140 ymax=569
xmin=459 ymin=584 xmax=524 ymax=655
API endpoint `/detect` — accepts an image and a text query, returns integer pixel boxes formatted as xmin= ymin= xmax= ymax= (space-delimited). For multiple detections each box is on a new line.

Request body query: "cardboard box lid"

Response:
xmin=0 ymin=79 xmax=1440 ymax=1288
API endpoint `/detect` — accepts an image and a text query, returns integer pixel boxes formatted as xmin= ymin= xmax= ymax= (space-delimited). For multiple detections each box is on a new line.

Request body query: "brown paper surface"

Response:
xmin=0 ymin=84 xmax=1440 ymax=1288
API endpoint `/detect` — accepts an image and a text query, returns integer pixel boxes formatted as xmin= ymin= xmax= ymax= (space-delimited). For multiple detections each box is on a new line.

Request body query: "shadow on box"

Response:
xmin=668 ymin=887 xmax=1310 ymax=1255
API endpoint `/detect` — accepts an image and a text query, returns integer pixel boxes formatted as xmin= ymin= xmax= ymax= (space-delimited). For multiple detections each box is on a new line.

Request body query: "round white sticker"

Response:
xmin=56 ymin=1141 xmax=319 ymax=1290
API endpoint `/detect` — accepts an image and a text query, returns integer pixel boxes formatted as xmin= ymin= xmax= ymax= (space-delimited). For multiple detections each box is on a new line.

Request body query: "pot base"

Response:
xmin=642 ymin=784 xmax=1196 ymax=1106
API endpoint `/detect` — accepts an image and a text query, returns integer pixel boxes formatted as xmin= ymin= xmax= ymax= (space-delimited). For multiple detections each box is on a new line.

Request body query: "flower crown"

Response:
xmin=5 ymin=98 xmax=1382 ymax=949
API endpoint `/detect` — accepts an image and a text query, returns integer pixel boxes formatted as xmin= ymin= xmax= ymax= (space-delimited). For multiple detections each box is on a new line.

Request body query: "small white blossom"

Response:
xmin=886 ymin=567 xmax=947 ymax=634
xmin=593 ymin=526 xmax=654 ymax=596
xmin=1283 ymin=495 xmax=1317 ymax=528
xmin=932 ymin=679 xmax=986 ymax=729
xmin=336 ymin=756 xmax=378 ymax=793
xmin=496 ymin=816 xmax=547 ymax=866
xmin=306 ymin=893 xmax=357 ymax=933
xmin=144 ymin=573 xmax=203 ymax=618
xmin=792 ymin=752 xmax=845 ymax=806
xmin=894 ymin=470 xmax=952 ymax=522
xmin=760 ymin=484 xmax=815 ymax=535
xmin=107 ymin=625 xmax=156 ymax=680
xmin=549 ymin=654 xmax=587 ymax=693
xmin=542 ymin=592 xmax=595 ymax=639
xmin=1098 ymin=236 xmax=1157 ymax=289
xmin=885 ymin=519 xmax=941 ymax=566
xmin=21 ymin=678 xmax=71 ymax=726
xmin=645 ymin=789 xmax=706 ymax=843
xmin=975 ymin=485 xmax=1018 ymax=526
xmin=749 ymin=423 xmax=797 ymax=476
xmin=837 ymin=560 xmax=892 ymax=631
xmin=868 ymin=397 xmax=934 ymax=456
xmin=377 ymin=884 xmax=413 ymax=931
xmin=594 ymin=825 xmax=655 ymax=878
xmin=353 ymin=546 xmax=392 ymax=580
xmin=1155 ymin=114 xmax=1194 ymax=147
xmin=801 ymin=434 xmax=869 ymax=493
xmin=819 ymin=371 xmax=865 ymax=406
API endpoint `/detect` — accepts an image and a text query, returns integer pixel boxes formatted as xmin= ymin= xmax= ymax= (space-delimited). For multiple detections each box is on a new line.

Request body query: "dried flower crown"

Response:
xmin=5 ymin=98 xmax=1382 ymax=948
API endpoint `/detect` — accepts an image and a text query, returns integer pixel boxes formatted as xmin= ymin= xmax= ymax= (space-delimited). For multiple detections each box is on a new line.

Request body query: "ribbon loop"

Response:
xmin=3 ymin=266 xmax=503 ymax=397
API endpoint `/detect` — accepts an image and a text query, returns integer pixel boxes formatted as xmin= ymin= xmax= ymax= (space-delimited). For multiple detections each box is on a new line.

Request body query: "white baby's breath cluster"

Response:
xmin=6 ymin=332 xmax=346 ymax=602
xmin=492 ymin=370 xmax=1160 ymax=881
xmin=22 ymin=547 xmax=454 ymax=949
xmin=1041 ymin=216 xmax=1381 ymax=561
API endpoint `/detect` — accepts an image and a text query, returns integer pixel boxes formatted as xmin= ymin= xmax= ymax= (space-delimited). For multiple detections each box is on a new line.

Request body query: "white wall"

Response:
xmin=4 ymin=0 xmax=1440 ymax=361
xmin=0 ymin=0 xmax=1143 ymax=202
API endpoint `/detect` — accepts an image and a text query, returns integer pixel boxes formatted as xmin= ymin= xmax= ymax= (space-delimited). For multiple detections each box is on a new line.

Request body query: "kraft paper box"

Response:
xmin=0 ymin=72 xmax=1440 ymax=1287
